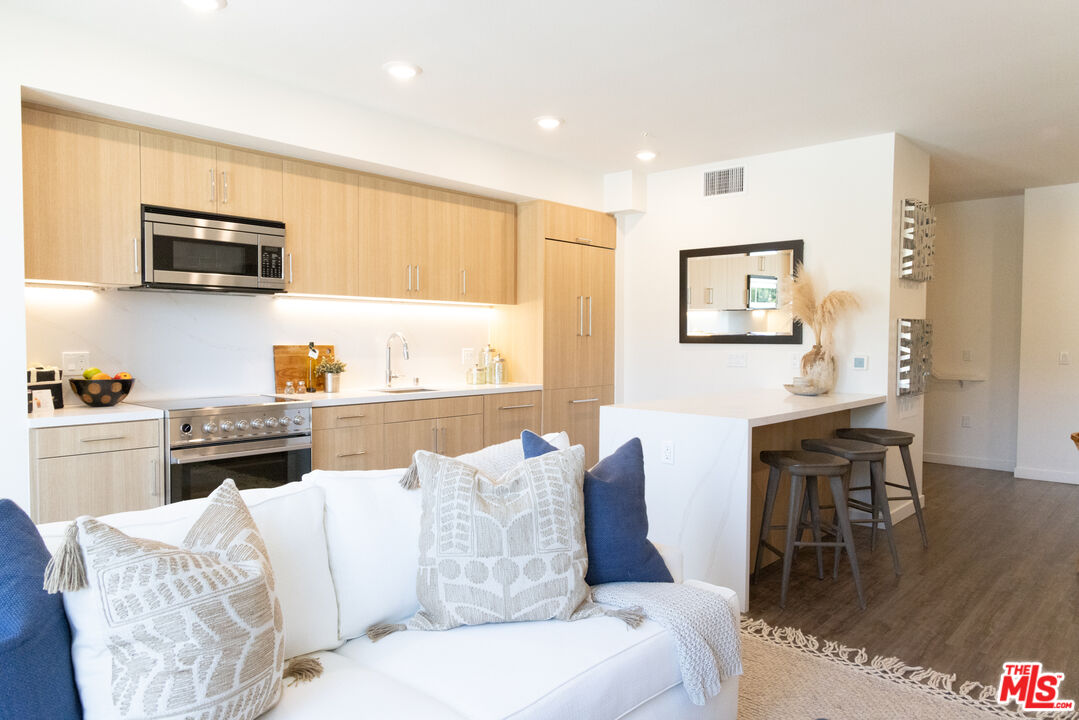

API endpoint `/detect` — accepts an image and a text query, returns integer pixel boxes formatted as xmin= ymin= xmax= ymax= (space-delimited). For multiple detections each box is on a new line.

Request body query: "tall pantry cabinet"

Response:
xmin=492 ymin=201 xmax=616 ymax=466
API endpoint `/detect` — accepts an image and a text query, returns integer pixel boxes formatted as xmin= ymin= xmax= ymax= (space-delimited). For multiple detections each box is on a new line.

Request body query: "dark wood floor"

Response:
xmin=748 ymin=462 xmax=1079 ymax=688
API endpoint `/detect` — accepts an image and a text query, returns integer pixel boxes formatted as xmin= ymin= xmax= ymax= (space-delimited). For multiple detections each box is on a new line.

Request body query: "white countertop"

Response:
xmin=607 ymin=388 xmax=886 ymax=427
xmin=27 ymin=402 xmax=164 ymax=429
xmin=271 ymin=382 xmax=543 ymax=408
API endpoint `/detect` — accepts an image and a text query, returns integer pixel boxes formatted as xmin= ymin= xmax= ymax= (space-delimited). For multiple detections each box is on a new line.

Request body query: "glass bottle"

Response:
xmin=297 ymin=380 xmax=306 ymax=394
xmin=284 ymin=381 xmax=295 ymax=395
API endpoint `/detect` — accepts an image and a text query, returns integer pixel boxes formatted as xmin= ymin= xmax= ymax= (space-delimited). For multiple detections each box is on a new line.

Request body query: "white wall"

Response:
xmin=923 ymin=196 xmax=1023 ymax=471
xmin=0 ymin=6 xmax=605 ymax=508
xmin=619 ymin=134 xmax=898 ymax=403
xmin=1016 ymin=184 xmax=1079 ymax=484
xmin=25 ymin=290 xmax=491 ymax=402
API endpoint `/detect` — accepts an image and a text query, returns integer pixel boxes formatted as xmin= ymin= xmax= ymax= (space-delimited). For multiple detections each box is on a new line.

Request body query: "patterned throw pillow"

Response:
xmin=386 ymin=446 xmax=613 ymax=634
xmin=61 ymin=479 xmax=285 ymax=720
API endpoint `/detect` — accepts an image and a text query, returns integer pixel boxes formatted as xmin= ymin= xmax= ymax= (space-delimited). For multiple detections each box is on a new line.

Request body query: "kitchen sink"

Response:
xmin=373 ymin=387 xmax=438 ymax=393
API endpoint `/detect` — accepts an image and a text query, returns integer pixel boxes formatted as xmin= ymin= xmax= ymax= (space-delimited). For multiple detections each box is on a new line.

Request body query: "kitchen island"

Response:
xmin=599 ymin=389 xmax=886 ymax=609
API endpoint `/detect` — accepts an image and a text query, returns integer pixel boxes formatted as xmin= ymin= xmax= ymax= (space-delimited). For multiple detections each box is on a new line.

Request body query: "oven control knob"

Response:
xmin=293 ymin=415 xmax=305 ymax=426
xmin=235 ymin=419 xmax=249 ymax=430
xmin=180 ymin=423 xmax=192 ymax=434
xmin=280 ymin=416 xmax=290 ymax=427
xmin=202 ymin=422 xmax=217 ymax=434
xmin=263 ymin=417 xmax=276 ymax=428
xmin=251 ymin=417 xmax=265 ymax=429
xmin=220 ymin=420 xmax=234 ymax=432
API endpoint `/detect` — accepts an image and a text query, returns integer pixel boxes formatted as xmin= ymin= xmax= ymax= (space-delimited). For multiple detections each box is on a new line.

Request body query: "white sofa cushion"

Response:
xmin=455 ymin=431 xmax=570 ymax=478
xmin=303 ymin=469 xmax=424 ymax=640
xmin=262 ymin=651 xmax=466 ymax=720
xmin=37 ymin=482 xmax=340 ymax=660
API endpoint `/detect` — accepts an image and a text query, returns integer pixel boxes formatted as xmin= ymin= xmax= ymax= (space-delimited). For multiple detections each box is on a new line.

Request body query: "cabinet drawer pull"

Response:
xmin=576 ymin=236 xmax=593 ymax=244
xmin=336 ymin=414 xmax=366 ymax=420
xmin=336 ymin=451 xmax=367 ymax=458
xmin=569 ymin=398 xmax=599 ymax=404
xmin=499 ymin=403 xmax=535 ymax=410
xmin=81 ymin=436 xmax=126 ymax=443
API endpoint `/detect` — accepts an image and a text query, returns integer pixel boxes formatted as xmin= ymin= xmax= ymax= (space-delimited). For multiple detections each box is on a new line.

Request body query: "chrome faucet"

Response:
xmin=385 ymin=332 xmax=410 ymax=387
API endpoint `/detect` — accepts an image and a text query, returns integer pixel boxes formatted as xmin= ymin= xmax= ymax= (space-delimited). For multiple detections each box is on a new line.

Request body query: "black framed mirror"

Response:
xmin=679 ymin=239 xmax=804 ymax=344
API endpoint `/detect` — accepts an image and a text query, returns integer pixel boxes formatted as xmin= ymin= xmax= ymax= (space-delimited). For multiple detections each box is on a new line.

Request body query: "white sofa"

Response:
xmin=38 ymin=468 xmax=740 ymax=720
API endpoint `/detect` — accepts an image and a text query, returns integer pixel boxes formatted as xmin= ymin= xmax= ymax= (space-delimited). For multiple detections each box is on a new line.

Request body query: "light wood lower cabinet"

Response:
xmin=483 ymin=391 xmax=542 ymax=445
xmin=435 ymin=414 xmax=484 ymax=458
xmin=30 ymin=420 xmax=164 ymax=524
xmin=383 ymin=396 xmax=484 ymax=468
xmin=542 ymin=385 xmax=614 ymax=467
xmin=382 ymin=418 xmax=439 ymax=469
xmin=312 ymin=426 xmax=384 ymax=471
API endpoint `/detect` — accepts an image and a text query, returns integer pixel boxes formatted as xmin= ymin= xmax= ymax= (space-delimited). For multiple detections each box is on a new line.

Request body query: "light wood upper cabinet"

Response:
xmin=413 ymin=187 xmax=460 ymax=301
xmin=357 ymin=175 xmax=412 ymax=298
xmin=140 ymin=132 xmax=218 ymax=213
xmin=215 ymin=147 xmax=283 ymax=220
xmin=282 ymin=160 xmax=359 ymax=296
xmin=542 ymin=201 xmax=616 ymax=249
xmin=22 ymin=108 xmax=142 ymax=285
xmin=459 ymin=196 xmax=516 ymax=304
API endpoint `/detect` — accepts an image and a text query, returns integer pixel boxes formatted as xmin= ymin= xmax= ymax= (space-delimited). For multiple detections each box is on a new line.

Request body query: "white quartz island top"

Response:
xmin=27 ymin=402 xmax=164 ymax=429
xmin=607 ymin=388 xmax=886 ymax=427
xmin=272 ymin=382 xmax=542 ymax=408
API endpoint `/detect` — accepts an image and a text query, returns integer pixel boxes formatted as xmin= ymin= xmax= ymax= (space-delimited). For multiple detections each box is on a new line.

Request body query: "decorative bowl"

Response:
xmin=783 ymin=383 xmax=824 ymax=397
xmin=69 ymin=378 xmax=135 ymax=407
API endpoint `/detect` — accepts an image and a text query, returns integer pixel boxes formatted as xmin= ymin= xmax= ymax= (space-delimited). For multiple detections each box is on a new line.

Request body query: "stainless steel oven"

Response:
xmin=141 ymin=206 xmax=286 ymax=293
xmin=136 ymin=396 xmax=311 ymax=503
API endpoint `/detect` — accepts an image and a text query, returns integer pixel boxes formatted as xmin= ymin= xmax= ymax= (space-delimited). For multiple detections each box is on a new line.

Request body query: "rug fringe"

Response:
xmin=741 ymin=616 xmax=1079 ymax=720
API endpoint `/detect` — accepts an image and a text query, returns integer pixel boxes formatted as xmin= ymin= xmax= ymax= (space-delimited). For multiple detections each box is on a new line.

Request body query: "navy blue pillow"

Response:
xmin=0 ymin=499 xmax=81 ymax=719
xmin=522 ymin=431 xmax=673 ymax=585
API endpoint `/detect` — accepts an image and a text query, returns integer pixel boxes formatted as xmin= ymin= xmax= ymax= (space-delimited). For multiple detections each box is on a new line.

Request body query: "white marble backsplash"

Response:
xmin=25 ymin=287 xmax=492 ymax=404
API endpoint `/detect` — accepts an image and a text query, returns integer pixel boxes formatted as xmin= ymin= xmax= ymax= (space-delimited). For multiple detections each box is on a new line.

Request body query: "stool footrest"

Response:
xmin=760 ymin=541 xmax=784 ymax=557
xmin=793 ymin=541 xmax=846 ymax=549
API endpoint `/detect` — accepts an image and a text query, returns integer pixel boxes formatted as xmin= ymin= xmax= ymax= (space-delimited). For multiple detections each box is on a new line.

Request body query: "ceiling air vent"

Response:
xmin=703 ymin=167 xmax=744 ymax=197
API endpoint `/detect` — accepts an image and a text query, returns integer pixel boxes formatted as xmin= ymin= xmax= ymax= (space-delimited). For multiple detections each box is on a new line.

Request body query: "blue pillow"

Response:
xmin=522 ymin=431 xmax=673 ymax=585
xmin=0 ymin=500 xmax=81 ymax=719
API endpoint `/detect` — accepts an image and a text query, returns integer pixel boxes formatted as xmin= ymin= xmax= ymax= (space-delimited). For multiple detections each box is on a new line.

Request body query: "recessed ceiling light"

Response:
xmin=183 ymin=0 xmax=227 ymax=11
xmin=535 ymin=116 xmax=563 ymax=131
xmin=383 ymin=61 xmax=422 ymax=81
xmin=636 ymin=149 xmax=657 ymax=162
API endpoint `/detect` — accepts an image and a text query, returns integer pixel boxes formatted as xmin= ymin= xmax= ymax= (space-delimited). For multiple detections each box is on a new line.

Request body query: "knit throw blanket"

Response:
xmin=591 ymin=581 xmax=743 ymax=705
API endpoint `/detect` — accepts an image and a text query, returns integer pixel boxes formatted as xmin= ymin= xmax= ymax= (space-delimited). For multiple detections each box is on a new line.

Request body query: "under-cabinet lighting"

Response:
xmin=25 ymin=279 xmax=106 ymax=291
xmin=24 ymin=284 xmax=102 ymax=305
xmin=274 ymin=292 xmax=495 ymax=309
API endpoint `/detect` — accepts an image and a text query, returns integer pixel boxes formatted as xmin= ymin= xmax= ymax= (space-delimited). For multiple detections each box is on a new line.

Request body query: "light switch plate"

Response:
xmin=62 ymin=351 xmax=90 ymax=375
xmin=727 ymin=352 xmax=748 ymax=368
xmin=1060 ymin=351 xmax=1071 ymax=366
xmin=461 ymin=348 xmax=475 ymax=365
xmin=962 ymin=349 xmax=973 ymax=362
xmin=851 ymin=354 xmax=869 ymax=371
xmin=961 ymin=415 xmax=972 ymax=428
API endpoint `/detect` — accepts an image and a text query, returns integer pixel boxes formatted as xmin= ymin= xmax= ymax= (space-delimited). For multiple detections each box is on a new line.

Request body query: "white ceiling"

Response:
xmin=10 ymin=0 xmax=1079 ymax=203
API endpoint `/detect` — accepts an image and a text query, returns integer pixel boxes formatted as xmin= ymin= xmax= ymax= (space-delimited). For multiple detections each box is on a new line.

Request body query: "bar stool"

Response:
xmin=754 ymin=450 xmax=864 ymax=609
xmin=835 ymin=428 xmax=928 ymax=547
xmin=801 ymin=437 xmax=901 ymax=576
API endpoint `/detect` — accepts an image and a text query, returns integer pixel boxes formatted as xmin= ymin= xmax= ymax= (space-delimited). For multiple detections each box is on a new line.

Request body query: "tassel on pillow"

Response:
xmin=399 ymin=460 xmax=420 ymax=490
xmin=283 ymin=656 xmax=324 ymax=686
xmin=43 ymin=522 xmax=87 ymax=594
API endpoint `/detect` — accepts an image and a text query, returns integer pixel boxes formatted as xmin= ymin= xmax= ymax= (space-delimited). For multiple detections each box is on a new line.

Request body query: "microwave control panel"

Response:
xmin=261 ymin=246 xmax=283 ymax=280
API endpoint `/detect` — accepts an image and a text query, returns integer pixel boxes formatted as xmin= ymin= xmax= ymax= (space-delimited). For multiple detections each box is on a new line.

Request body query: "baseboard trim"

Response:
xmin=1013 ymin=466 xmax=1079 ymax=486
xmin=923 ymin=452 xmax=1015 ymax=473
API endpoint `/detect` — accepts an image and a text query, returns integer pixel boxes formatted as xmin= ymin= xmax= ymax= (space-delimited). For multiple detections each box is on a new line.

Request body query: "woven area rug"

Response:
xmin=739 ymin=618 xmax=1079 ymax=720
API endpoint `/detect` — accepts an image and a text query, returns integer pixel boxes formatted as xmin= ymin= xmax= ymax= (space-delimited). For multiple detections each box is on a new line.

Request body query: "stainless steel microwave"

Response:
xmin=141 ymin=206 xmax=286 ymax=293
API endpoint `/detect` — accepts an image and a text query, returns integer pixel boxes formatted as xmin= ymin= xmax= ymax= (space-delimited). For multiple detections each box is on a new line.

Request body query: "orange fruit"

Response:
xmin=91 ymin=372 xmax=110 ymax=380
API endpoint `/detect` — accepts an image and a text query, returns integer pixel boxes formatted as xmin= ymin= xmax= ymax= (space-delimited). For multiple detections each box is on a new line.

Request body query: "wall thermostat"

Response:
xmin=851 ymin=355 xmax=869 ymax=371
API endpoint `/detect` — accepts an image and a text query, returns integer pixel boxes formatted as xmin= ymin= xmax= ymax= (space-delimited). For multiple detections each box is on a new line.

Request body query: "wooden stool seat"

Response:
xmin=836 ymin=427 xmax=914 ymax=447
xmin=753 ymin=450 xmax=864 ymax=610
xmin=836 ymin=427 xmax=928 ymax=548
xmin=801 ymin=437 xmax=886 ymax=462
xmin=758 ymin=450 xmax=850 ymax=476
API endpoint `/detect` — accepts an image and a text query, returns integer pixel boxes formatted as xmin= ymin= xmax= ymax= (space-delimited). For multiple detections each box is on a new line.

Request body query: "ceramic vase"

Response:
xmin=800 ymin=344 xmax=837 ymax=394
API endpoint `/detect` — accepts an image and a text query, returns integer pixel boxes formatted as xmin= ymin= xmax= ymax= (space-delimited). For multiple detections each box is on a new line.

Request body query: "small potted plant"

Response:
xmin=314 ymin=355 xmax=347 ymax=393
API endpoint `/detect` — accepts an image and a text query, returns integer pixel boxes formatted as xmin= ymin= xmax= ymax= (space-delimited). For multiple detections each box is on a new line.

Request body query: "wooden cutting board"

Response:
xmin=273 ymin=344 xmax=335 ymax=393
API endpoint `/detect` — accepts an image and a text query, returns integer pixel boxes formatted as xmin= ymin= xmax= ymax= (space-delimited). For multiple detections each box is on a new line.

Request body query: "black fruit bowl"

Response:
xmin=70 ymin=378 xmax=135 ymax=407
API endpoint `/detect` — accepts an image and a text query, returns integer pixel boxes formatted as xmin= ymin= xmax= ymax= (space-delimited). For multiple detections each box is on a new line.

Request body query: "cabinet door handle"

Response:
xmin=336 ymin=414 xmax=366 ymax=420
xmin=461 ymin=269 xmax=466 ymax=295
xmin=407 ymin=264 xmax=412 ymax=291
xmin=576 ymin=236 xmax=593 ymax=244
xmin=587 ymin=296 xmax=593 ymax=337
xmin=288 ymin=253 xmax=293 ymax=283
xmin=222 ymin=170 xmax=229 ymax=204
xmin=570 ymin=398 xmax=599 ymax=404
xmin=149 ymin=458 xmax=160 ymax=498
xmin=706 ymin=288 xmax=714 ymax=305
xmin=499 ymin=403 xmax=535 ymax=410
xmin=133 ymin=238 xmax=139 ymax=275
xmin=416 ymin=264 xmax=421 ymax=292
xmin=336 ymin=451 xmax=367 ymax=458
xmin=81 ymin=436 xmax=126 ymax=443
xmin=440 ymin=426 xmax=445 ymax=452
xmin=577 ymin=296 xmax=583 ymax=336
xmin=209 ymin=168 xmax=215 ymax=203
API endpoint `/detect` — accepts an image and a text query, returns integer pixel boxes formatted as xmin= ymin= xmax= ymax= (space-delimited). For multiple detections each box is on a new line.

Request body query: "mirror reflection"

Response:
xmin=679 ymin=240 xmax=803 ymax=344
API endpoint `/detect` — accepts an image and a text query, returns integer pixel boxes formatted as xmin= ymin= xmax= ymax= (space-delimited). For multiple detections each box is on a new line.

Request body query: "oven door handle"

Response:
xmin=170 ymin=436 xmax=312 ymax=464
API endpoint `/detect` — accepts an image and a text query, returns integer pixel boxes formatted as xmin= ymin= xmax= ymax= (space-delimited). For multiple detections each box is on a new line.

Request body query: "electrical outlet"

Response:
xmin=1060 ymin=351 xmax=1071 ymax=366
xmin=461 ymin=348 xmax=475 ymax=365
xmin=789 ymin=352 xmax=801 ymax=371
xmin=62 ymin=351 xmax=90 ymax=375
xmin=961 ymin=415 xmax=972 ymax=428
xmin=961 ymin=349 xmax=973 ymax=362
xmin=661 ymin=440 xmax=675 ymax=464
xmin=851 ymin=354 xmax=868 ymax=371
xmin=727 ymin=352 xmax=748 ymax=368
